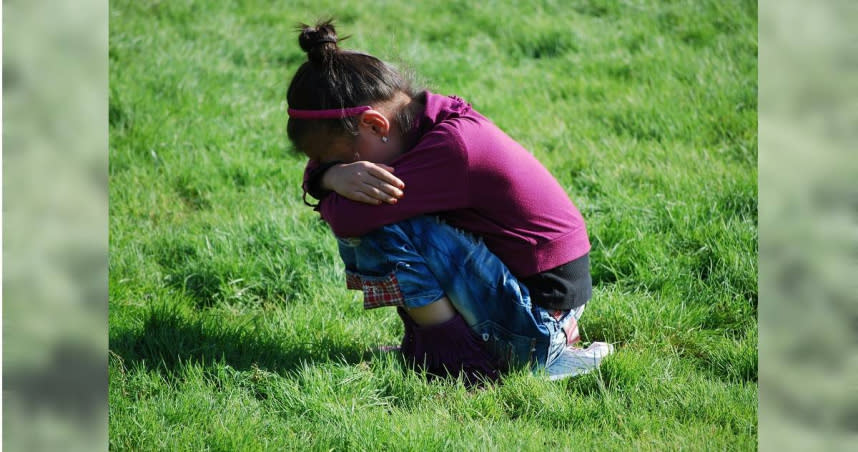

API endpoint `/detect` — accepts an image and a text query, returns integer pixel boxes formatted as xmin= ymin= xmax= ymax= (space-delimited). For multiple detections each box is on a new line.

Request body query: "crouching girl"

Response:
xmin=286 ymin=21 xmax=612 ymax=384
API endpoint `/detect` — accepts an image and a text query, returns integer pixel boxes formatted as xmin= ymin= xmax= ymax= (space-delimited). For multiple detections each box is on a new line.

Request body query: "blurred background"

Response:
xmin=758 ymin=0 xmax=858 ymax=449
xmin=3 ymin=0 xmax=107 ymax=450
xmin=1 ymin=0 xmax=855 ymax=450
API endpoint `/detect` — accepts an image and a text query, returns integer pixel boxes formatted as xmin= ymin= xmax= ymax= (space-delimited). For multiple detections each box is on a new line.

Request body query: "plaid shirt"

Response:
xmin=346 ymin=272 xmax=405 ymax=310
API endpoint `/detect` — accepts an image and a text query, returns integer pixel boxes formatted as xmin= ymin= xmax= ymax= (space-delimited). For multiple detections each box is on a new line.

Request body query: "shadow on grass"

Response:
xmin=109 ymin=304 xmax=377 ymax=378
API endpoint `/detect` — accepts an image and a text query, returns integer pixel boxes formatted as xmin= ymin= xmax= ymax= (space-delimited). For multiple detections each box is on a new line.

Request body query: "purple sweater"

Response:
xmin=312 ymin=91 xmax=590 ymax=278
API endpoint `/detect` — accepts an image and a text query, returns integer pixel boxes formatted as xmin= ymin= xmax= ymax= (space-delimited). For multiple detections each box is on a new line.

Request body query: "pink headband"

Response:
xmin=287 ymin=105 xmax=372 ymax=120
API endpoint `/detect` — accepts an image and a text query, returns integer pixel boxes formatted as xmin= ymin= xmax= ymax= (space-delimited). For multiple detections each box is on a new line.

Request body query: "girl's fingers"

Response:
xmin=356 ymin=170 xmax=402 ymax=198
xmin=348 ymin=190 xmax=383 ymax=205
xmin=359 ymin=184 xmax=398 ymax=204
xmin=367 ymin=165 xmax=405 ymax=189
xmin=378 ymin=182 xmax=404 ymax=198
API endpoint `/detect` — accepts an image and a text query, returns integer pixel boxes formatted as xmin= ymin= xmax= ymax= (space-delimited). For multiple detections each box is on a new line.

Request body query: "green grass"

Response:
xmin=109 ymin=0 xmax=757 ymax=449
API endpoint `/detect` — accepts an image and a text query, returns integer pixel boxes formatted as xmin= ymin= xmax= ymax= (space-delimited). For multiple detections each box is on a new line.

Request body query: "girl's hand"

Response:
xmin=321 ymin=161 xmax=405 ymax=205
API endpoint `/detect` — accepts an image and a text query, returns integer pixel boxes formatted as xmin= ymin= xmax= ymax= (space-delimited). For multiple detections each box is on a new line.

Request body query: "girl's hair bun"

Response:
xmin=298 ymin=19 xmax=345 ymax=65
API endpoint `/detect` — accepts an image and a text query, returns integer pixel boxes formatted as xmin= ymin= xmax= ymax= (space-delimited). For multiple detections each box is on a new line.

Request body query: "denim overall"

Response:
xmin=337 ymin=216 xmax=584 ymax=375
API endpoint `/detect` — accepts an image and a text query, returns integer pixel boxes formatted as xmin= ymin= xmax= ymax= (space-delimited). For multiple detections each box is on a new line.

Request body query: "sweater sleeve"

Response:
xmin=318 ymin=125 xmax=470 ymax=237
xmin=303 ymin=159 xmax=349 ymax=204
xmin=302 ymin=159 xmax=319 ymax=188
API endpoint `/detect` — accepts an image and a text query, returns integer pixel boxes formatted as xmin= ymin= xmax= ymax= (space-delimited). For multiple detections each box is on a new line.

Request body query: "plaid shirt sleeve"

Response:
xmin=345 ymin=271 xmax=406 ymax=310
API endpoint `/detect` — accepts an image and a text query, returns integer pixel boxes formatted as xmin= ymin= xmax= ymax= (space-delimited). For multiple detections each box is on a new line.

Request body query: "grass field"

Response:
xmin=109 ymin=0 xmax=758 ymax=449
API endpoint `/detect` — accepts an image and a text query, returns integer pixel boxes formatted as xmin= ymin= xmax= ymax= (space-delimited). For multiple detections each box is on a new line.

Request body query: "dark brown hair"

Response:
xmin=286 ymin=19 xmax=420 ymax=155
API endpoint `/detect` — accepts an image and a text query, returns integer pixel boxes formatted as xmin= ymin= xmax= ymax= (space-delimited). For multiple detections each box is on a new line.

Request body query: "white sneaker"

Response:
xmin=546 ymin=342 xmax=614 ymax=381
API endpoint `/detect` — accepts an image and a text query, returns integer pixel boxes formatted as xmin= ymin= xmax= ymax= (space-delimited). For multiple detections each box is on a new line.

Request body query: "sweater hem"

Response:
xmin=505 ymin=228 xmax=591 ymax=278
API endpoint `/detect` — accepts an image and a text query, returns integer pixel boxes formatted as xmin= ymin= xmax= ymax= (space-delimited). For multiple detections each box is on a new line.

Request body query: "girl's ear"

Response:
xmin=358 ymin=109 xmax=390 ymax=137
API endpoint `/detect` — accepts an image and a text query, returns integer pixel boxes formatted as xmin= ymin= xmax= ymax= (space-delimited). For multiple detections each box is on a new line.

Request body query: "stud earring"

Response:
xmin=381 ymin=136 xmax=389 ymax=143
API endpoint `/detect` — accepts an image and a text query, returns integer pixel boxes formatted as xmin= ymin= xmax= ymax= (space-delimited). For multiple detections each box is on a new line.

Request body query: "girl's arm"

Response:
xmin=318 ymin=128 xmax=471 ymax=237
xmin=320 ymin=161 xmax=405 ymax=205
xmin=303 ymin=159 xmax=405 ymax=205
